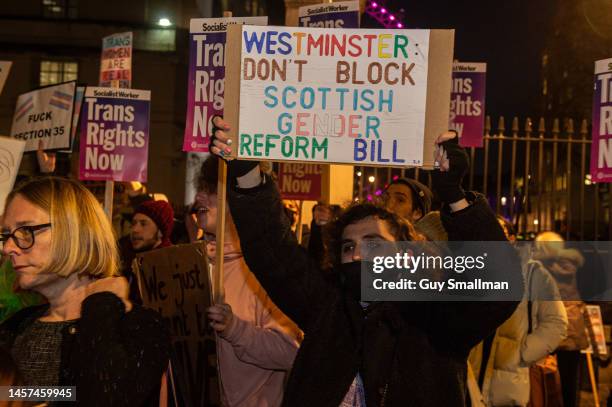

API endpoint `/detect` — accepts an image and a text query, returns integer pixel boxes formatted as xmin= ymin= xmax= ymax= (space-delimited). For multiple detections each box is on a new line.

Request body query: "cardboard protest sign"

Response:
xmin=224 ymin=26 xmax=454 ymax=168
xmin=0 ymin=61 xmax=12 ymax=96
xmin=78 ymin=87 xmax=150 ymax=182
xmin=583 ymin=304 xmax=608 ymax=356
xmin=278 ymin=163 xmax=323 ymax=200
xmin=0 ymin=136 xmax=25 ymax=213
xmin=10 ymin=81 xmax=76 ymax=152
xmin=135 ymin=243 xmax=219 ymax=407
xmin=449 ymin=62 xmax=486 ymax=148
xmin=183 ymin=17 xmax=268 ymax=153
xmin=298 ymin=0 xmax=360 ymax=28
xmin=590 ymin=58 xmax=612 ymax=183
xmin=99 ymin=32 xmax=132 ymax=88
xmin=59 ymin=86 xmax=85 ymax=153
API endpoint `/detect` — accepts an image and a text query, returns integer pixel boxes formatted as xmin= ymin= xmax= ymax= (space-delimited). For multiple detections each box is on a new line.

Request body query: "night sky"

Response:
xmin=362 ymin=0 xmax=557 ymax=120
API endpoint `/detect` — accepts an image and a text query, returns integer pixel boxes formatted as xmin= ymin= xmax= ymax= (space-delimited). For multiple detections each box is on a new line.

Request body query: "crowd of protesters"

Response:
xmin=0 ymin=114 xmax=607 ymax=407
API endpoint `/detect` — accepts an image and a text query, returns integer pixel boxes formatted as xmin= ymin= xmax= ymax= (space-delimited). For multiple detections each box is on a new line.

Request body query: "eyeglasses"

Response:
xmin=0 ymin=223 xmax=52 ymax=250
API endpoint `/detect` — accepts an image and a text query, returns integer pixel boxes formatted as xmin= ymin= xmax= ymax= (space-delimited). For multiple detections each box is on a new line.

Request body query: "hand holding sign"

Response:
xmin=206 ymin=303 xmax=235 ymax=334
xmin=210 ymin=116 xmax=259 ymax=179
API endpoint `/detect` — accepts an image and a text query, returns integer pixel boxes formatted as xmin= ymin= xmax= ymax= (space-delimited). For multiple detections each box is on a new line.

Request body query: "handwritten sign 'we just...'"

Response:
xmin=224 ymin=26 xmax=454 ymax=168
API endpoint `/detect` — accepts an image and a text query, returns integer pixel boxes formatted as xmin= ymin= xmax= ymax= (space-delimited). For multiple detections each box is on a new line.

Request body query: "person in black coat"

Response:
xmin=0 ymin=177 xmax=170 ymax=407
xmin=210 ymin=117 xmax=523 ymax=406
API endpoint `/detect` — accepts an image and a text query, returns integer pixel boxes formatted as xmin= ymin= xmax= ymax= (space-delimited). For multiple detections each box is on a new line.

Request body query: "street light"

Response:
xmin=368 ymin=176 xmax=375 ymax=183
xmin=158 ymin=18 xmax=172 ymax=27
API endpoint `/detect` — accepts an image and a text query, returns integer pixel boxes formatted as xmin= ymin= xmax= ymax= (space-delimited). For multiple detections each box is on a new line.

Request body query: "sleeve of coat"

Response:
xmin=221 ymin=287 xmax=302 ymax=370
xmin=227 ymin=175 xmax=336 ymax=333
xmin=75 ymin=292 xmax=171 ymax=407
xmin=521 ymin=263 xmax=568 ymax=365
xmin=428 ymin=193 xmax=524 ymax=355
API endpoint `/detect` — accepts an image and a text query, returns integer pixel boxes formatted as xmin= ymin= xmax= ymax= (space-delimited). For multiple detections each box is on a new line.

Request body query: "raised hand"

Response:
xmin=431 ymin=131 xmax=469 ymax=206
xmin=209 ymin=116 xmax=259 ymax=179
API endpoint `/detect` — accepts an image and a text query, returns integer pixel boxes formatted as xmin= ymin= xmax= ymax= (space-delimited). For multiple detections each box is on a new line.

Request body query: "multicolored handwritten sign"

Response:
xmin=183 ymin=17 xmax=267 ymax=152
xmin=298 ymin=0 xmax=360 ymax=28
xmin=78 ymin=87 xmax=150 ymax=182
xmin=590 ymin=58 xmax=612 ymax=183
xmin=99 ymin=32 xmax=132 ymax=88
xmin=10 ymin=81 xmax=76 ymax=152
xmin=449 ymin=62 xmax=486 ymax=148
xmin=224 ymin=26 xmax=454 ymax=168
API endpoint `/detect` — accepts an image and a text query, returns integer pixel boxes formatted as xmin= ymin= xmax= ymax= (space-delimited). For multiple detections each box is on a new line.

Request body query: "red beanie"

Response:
xmin=134 ymin=200 xmax=175 ymax=246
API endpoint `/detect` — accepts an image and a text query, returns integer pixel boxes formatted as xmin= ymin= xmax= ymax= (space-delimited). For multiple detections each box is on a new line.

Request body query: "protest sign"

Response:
xmin=99 ymin=32 xmax=132 ymax=88
xmin=583 ymin=304 xmax=608 ymax=356
xmin=183 ymin=17 xmax=268 ymax=153
xmin=278 ymin=163 xmax=322 ymax=200
xmin=449 ymin=62 xmax=486 ymax=148
xmin=0 ymin=136 xmax=25 ymax=213
xmin=78 ymin=87 xmax=150 ymax=182
xmin=224 ymin=26 xmax=454 ymax=168
xmin=299 ymin=0 xmax=360 ymax=28
xmin=0 ymin=61 xmax=12 ymax=96
xmin=135 ymin=243 xmax=219 ymax=407
xmin=59 ymin=86 xmax=85 ymax=153
xmin=10 ymin=81 xmax=76 ymax=152
xmin=590 ymin=58 xmax=612 ymax=183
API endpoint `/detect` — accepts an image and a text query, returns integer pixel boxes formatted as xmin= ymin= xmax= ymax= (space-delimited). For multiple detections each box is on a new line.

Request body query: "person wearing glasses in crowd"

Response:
xmin=0 ymin=177 xmax=170 ymax=407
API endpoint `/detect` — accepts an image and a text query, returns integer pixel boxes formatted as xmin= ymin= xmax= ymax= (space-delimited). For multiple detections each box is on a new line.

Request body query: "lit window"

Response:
xmin=39 ymin=60 xmax=78 ymax=86
xmin=42 ymin=0 xmax=78 ymax=19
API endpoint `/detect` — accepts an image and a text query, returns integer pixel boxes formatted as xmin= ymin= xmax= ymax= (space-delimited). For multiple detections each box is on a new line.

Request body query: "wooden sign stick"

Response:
xmin=214 ymin=159 xmax=227 ymax=305
xmin=211 ymin=10 xmax=234 ymax=305
xmin=296 ymin=200 xmax=304 ymax=244
xmin=586 ymin=353 xmax=600 ymax=407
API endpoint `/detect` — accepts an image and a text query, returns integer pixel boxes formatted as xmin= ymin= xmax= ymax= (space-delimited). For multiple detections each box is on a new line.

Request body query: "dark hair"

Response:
xmin=0 ymin=346 xmax=22 ymax=386
xmin=196 ymin=155 xmax=219 ymax=194
xmin=386 ymin=178 xmax=433 ymax=216
xmin=323 ymin=202 xmax=424 ymax=270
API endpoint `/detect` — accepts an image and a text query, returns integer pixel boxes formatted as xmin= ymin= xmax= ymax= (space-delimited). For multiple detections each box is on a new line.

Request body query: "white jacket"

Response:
xmin=469 ymin=260 xmax=568 ymax=406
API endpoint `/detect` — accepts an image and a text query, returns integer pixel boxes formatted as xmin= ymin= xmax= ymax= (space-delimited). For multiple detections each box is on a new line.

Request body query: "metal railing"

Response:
xmin=355 ymin=116 xmax=611 ymax=241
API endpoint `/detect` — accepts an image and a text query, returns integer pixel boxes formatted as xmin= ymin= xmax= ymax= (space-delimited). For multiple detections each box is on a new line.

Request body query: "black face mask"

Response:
xmin=339 ymin=261 xmax=365 ymax=301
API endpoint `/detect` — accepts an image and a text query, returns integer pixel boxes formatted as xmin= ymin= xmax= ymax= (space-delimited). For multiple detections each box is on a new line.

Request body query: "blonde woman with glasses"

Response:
xmin=0 ymin=177 xmax=170 ymax=407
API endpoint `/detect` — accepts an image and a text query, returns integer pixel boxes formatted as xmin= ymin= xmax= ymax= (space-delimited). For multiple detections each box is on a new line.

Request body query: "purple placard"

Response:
xmin=449 ymin=62 xmax=486 ymax=148
xmin=590 ymin=58 xmax=612 ymax=183
xmin=79 ymin=87 xmax=150 ymax=182
xmin=298 ymin=0 xmax=360 ymax=28
xmin=183 ymin=17 xmax=267 ymax=152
